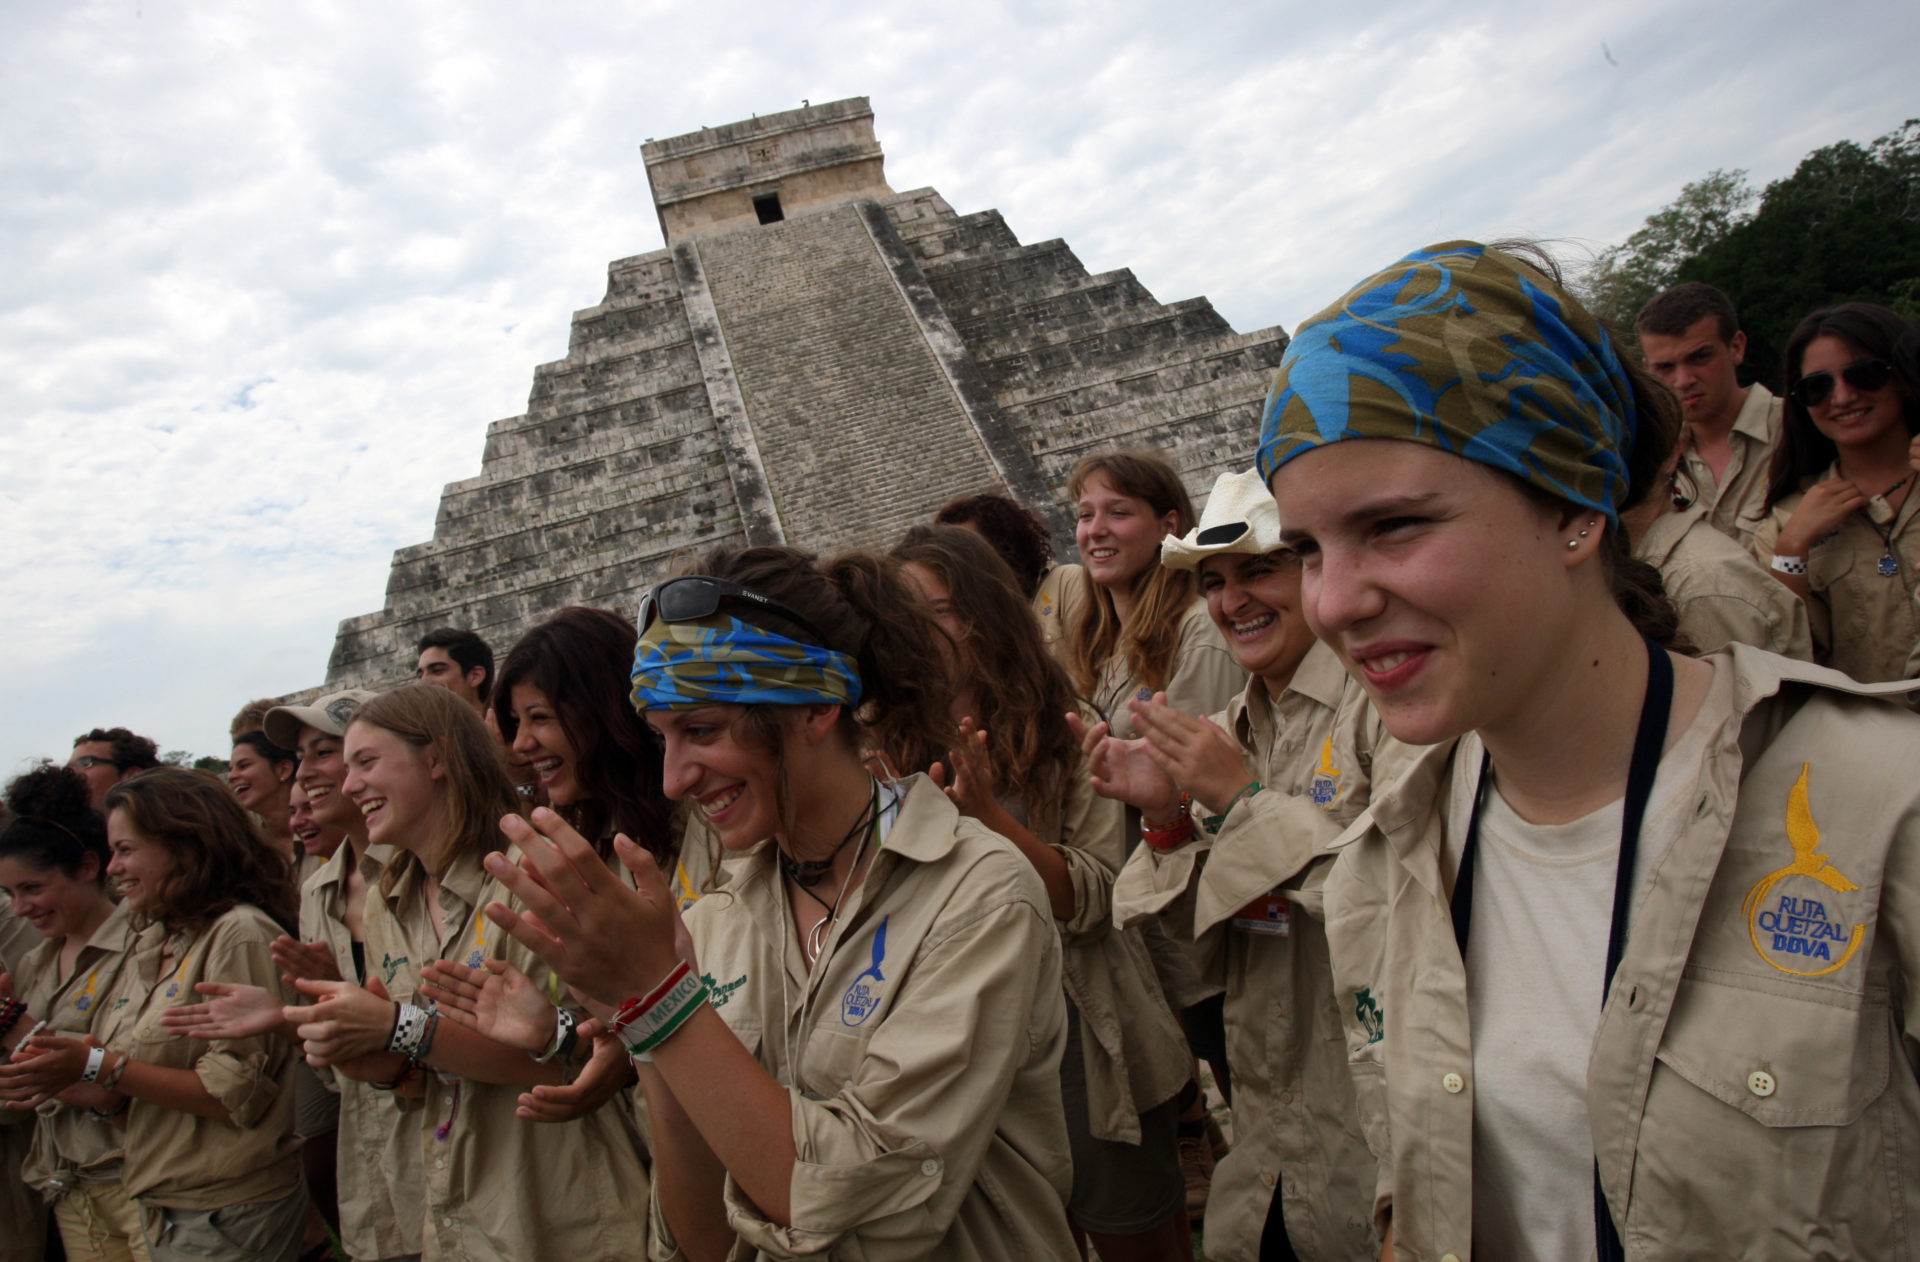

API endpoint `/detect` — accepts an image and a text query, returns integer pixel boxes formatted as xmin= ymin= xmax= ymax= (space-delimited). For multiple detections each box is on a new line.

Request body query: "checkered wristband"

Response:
xmin=612 ymin=962 xmax=709 ymax=1060
xmin=387 ymin=1003 xmax=431 ymax=1060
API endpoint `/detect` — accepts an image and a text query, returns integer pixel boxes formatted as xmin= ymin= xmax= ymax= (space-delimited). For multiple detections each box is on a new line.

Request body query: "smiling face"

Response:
xmin=1075 ymin=473 xmax=1178 ymax=593
xmin=1271 ymin=440 xmax=1585 ymax=747
xmin=343 ymin=721 xmax=445 ymax=855
xmin=288 ymin=781 xmax=346 ymax=860
xmin=1800 ymin=334 xmax=1908 ymax=454
xmin=417 ymin=646 xmax=485 ymax=709
xmin=648 ymin=705 xmax=793 ymax=852
xmin=227 ymin=743 xmax=291 ymax=814
xmin=1640 ymin=315 xmax=1746 ymax=427
xmin=0 ymin=853 xmax=106 ymax=940
xmin=1197 ymin=550 xmax=1319 ymax=686
xmin=105 ymin=808 xmax=176 ymax=914
xmin=294 ymin=724 xmax=360 ymax=834
xmin=508 ymin=683 xmax=583 ymax=807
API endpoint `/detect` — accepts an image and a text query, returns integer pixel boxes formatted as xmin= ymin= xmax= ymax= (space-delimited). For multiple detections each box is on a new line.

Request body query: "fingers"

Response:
xmin=482 ymin=901 xmax=569 ymax=971
xmin=611 ymin=835 xmax=671 ymax=906
xmin=500 ymin=808 xmax=618 ymax=901
xmin=927 ymin=761 xmax=949 ymax=790
xmin=484 ymin=842 xmax=589 ymax=946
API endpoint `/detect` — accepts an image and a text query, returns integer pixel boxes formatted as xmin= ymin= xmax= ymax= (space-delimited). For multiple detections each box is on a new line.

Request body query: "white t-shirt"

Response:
xmin=1457 ymin=662 xmax=1727 ymax=1262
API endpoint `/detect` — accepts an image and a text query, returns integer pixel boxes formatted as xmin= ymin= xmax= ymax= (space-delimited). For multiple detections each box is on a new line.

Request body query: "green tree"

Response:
xmin=1580 ymin=169 xmax=1756 ymax=329
xmin=1680 ymin=120 xmax=1920 ymax=383
xmin=192 ymin=754 xmax=231 ymax=774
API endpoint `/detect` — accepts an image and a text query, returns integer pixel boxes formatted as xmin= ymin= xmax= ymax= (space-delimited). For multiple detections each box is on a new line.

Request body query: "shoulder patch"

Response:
xmin=1741 ymin=763 xmax=1865 ymax=978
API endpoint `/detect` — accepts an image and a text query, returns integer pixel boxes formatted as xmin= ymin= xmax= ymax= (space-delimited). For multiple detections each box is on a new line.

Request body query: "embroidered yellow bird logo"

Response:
xmin=1309 ymin=736 xmax=1342 ymax=807
xmin=1743 ymin=763 xmax=1864 ymax=977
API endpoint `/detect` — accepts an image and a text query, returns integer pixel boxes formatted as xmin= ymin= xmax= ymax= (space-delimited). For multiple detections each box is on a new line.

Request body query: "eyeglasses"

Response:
xmin=71 ymin=755 xmax=122 ymax=771
xmin=1790 ymin=358 xmax=1894 ymax=408
xmin=636 ymin=576 xmax=830 ymax=645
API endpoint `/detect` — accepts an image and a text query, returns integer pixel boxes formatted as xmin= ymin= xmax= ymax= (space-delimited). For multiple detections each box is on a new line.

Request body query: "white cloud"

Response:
xmin=0 ymin=0 xmax=1912 ymax=775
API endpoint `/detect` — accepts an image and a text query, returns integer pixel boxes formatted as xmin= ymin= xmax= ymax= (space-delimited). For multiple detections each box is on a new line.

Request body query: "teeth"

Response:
xmin=533 ymin=758 xmax=562 ymax=776
xmin=1232 ymin=613 xmax=1276 ymax=635
xmin=358 ymin=797 xmax=386 ymax=817
xmin=701 ymin=786 xmax=743 ymax=817
xmin=307 ymin=786 xmax=333 ymax=802
xmin=1089 ymin=548 xmax=1118 ymax=559
xmin=1367 ymin=650 xmax=1416 ymax=672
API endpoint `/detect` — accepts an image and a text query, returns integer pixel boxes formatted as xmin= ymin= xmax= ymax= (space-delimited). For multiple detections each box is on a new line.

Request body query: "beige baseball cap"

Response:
xmin=263 ymin=689 xmax=380 ymax=749
xmin=1160 ymin=468 xmax=1286 ymax=570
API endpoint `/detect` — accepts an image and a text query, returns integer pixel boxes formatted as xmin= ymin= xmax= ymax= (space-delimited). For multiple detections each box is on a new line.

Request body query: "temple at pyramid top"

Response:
xmin=319 ymin=97 xmax=1289 ymax=691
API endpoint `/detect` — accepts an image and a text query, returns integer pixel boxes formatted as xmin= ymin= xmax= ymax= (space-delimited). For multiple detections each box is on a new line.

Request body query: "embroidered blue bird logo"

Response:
xmin=840 ymin=916 xmax=889 ymax=1027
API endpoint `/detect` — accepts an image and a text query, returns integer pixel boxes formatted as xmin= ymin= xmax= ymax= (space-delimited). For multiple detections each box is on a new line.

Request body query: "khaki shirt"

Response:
xmin=95 ymin=904 xmax=303 ymax=1211
xmin=1033 ymin=562 xmax=1091 ymax=667
xmin=1324 ymin=646 xmax=1920 ymax=1261
xmin=654 ymin=775 xmax=1076 ymax=1261
xmin=0 ymin=892 xmax=42 ymax=1144
xmin=1093 ymin=598 xmax=1249 ymax=742
xmin=301 ymin=842 xmax=424 ymax=1261
xmin=20 ymin=901 xmax=140 ymax=1193
xmin=364 ymin=849 xmax=651 ymax=1262
xmin=1637 ymin=503 xmax=1813 ymax=660
xmin=1752 ymin=465 xmax=1920 ymax=688
xmin=1114 ymin=644 xmax=1396 ymax=1262
xmin=1682 ymin=383 xmax=1782 ymax=549
xmin=1029 ymin=754 xmax=1190 ymax=1143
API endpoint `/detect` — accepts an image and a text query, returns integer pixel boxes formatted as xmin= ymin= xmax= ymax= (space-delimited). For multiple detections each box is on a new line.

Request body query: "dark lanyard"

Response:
xmin=1449 ymin=634 xmax=1673 ymax=1262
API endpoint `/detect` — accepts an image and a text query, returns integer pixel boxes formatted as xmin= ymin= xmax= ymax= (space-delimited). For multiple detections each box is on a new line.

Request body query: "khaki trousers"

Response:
xmin=140 ymin=1182 xmax=309 ymax=1262
xmin=56 ymin=1181 xmax=156 ymax=1262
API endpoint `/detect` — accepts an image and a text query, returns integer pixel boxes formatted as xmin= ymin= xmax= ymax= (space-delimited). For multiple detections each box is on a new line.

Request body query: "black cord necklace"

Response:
xmin=782 ymin=783 xmax=881 ymax=966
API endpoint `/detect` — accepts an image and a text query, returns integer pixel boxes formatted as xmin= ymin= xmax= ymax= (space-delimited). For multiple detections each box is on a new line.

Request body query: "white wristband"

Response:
xmin=81 ymin=1045 xmax=107 ymax=1084
xmin=1770 ymin=553 xmax=1808 ymax=576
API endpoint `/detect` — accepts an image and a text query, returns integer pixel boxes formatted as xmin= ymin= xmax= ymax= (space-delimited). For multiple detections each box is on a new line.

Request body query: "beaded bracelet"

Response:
xmin=612 ymin=962 xmax=710 ymax=1060
xmin=1141 ymin=794 xmax=1195 ymax=853
xmin=99 ymin=1050 xmax=131 ymax=1091
xmin=1202 ymin=781 xmax=1263 ymax=832
xmin=412 ymin=1007 xmax=442 ymax=1066
xmin=0 ymin=997 xmax=27 ymax=1042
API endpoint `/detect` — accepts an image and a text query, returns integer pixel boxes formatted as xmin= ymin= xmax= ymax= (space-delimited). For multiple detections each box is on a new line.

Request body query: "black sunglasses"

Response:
xmin=636 ymin=576 xmax=830 ymax=645
xmin=1790 ymin=358 xmax=1894 ymax=409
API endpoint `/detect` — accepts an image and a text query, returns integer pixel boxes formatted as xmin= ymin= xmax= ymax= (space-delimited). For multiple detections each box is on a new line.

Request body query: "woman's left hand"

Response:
xmin=420 ymin=959 xmax=555 ymax=1056
xmin=1130 ymin=695 xmax=1258 ymax=816
xmin=929 ymin=719 xmax=1007 ymax=825
xmin=482 ymin=810 xmax=681 ymax=1011
xmin=284 ymin=977 xmax=398 ymax=1067
xmin=516 ymin=1025 xmax=635 ymax=1123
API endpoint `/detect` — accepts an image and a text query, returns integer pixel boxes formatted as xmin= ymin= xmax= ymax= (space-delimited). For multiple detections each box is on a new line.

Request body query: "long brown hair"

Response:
xmin=1765 ymin=302 xmax=1920 ymax=511
xmin=1066 ymin=449 xmax=1199 ymax=696
xmin=104 ymin=767 xmax=298 ymax=935
xmin=348 ymin=685 xmax=525 ymax=896
xmin=494 ymin=606 xmax=673 ymax=864
xmin=891 ymin=525 xmax=1080 ymax=819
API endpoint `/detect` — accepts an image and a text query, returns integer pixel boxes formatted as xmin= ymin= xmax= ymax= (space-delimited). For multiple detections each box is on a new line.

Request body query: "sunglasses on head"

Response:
xmin=636 ymin=576 xmax=830 ymax=645
xmin=1790 ymin=358 xmax=1894 ymax=409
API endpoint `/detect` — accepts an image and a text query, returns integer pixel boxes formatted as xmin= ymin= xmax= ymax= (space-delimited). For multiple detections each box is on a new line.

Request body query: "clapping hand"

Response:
xmin=420 ymin=959 xmax=555 ymax=1057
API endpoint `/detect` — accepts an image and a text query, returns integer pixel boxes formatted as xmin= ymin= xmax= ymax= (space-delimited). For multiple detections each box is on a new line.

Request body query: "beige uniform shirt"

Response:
xmin=1033 ymin=562 xmax=1091 ymax=667
xmin=1325 ymin=646 xmax=1920 ymax=1261
xmin=1093 ymin=598 xmax=1249 ymax=742
xmin=1029 ymin=754 xmax=1190 ymax=1143
xmin=364 ymin=849 xmax=651 ymax=1262
xmin=0 ymin=891 xmax=39 ymax=976
xmin=301 ymin=843 xmax=424 ymax=1261
xmin=652 ymin=775 xmax=1076 ymax=1261
xmin=1753 ymin=465 xmax=1920 ymax=687
xmin=1682 ymin=383 xmax=1782 ymax=549
xmin=1637 ymin=503 xmax=1813 ymax=660
xmin=19 ymin=901 xmax=140 ymax=1194
xmin=94 ymin=904 xmax=303 ymax=1211
xmin=1114 ymin=645 xmax=1397 ymax=1262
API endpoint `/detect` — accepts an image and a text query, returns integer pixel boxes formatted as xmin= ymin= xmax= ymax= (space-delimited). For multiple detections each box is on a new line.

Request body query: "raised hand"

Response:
xmin=285 ymin=975 xmax=398 ymax=1067
xmin=516 ymin=1026 xmax=635 ymax=1123
xmin=271 ymin=938 xmax=341 ymax=986
xmin=420 ymin=959 xmax=555 ymax=1056
xmin=162 ymin=982 xmax=289 ymax=1040
xmin=1777 ymin=477 xmax=1869 ymax=557
xmin=481 ymin=809 xmax=681 ymax=1012
xmin=1065 ymin=707 xmax=1181 ymax=818
xmin=1130 ymin=695 xmax=1258 ymax=816
xmin=929 ymin=719 xmax=1002 ymax=822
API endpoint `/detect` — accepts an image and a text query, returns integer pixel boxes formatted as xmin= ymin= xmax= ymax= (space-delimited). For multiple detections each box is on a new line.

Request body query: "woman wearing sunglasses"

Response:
xmin=1752 ymin=302 xmax=1920 ymax=689
xmin=480 ymin=549 xmax=1080 ymax=1261
xmin=1264 ymin=242 xmax=1920 ymax=1260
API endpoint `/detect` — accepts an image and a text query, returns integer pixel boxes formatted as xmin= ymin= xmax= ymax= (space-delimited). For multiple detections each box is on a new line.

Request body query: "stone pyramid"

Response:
xmin=322 ymin=97 xmax=1288 ymax=689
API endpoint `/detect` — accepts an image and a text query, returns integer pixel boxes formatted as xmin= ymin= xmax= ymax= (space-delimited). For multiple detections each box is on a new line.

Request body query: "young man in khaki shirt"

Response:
xmin=1638 ymin=282 xmax=1783 ymax=549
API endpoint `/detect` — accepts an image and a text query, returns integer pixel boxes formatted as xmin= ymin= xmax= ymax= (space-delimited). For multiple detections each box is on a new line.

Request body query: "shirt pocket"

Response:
xmin=796 ymin=1026 xmax=876 ymax=1101
xmin=1653 ymin=972 xmax=1889 ymax=1126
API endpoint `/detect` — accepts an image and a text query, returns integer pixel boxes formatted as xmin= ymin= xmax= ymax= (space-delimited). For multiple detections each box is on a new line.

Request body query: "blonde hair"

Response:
xmin=348 ymin=684 xmax=525 ymax=895
xmin=1065 ymin=449 xmax=1199 ymax=696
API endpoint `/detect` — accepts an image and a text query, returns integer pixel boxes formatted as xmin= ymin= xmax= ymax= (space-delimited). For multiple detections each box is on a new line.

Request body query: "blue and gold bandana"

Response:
xmin=631 ymin=613 xmax=863 ymax=711
xmin=1256 ymin=241 xmax=1638 ymax=522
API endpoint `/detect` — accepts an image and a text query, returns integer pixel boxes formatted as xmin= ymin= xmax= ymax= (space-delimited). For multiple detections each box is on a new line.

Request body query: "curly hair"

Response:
xmin=934 ymin=492 xmax=1056 ymax=599
xmin=0 ymin=763 xmax=111 ymax=883
xmin=72 ymin=728 xmax=160 ymax=771
xmin=104 ymin=768 xmax=297 ymax=934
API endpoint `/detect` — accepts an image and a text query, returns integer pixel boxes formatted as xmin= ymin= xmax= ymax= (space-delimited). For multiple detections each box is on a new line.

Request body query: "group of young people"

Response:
xmin=2 ymin=248 xmax=1917 ymax=1262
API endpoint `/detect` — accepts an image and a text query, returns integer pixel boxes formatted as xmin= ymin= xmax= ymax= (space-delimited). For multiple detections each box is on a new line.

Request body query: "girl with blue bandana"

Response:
xmin=1265 ymin=242 xmax=1920 ymax=1260
xmin=478 ymin=545 xmax=1081 ymax=1261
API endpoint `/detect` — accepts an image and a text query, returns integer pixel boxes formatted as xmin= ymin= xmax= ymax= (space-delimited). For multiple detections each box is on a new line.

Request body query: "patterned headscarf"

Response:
xmin=1256 ymin=241 xmax=1639 ymax=523
xmin=631 ymin=613 xmax=863 ymax=711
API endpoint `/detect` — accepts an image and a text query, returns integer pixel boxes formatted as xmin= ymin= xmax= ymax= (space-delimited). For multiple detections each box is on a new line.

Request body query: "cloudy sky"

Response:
xmin=1 ymin=0 xmax=1911 ymax=778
